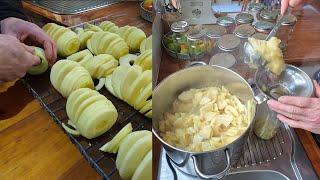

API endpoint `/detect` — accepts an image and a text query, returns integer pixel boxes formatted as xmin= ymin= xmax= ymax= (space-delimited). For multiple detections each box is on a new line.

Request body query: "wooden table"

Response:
xmin=154 ymin=1 xmax=320 ymax=178
xmin=0 ymin=2 xmax=151 ymax=179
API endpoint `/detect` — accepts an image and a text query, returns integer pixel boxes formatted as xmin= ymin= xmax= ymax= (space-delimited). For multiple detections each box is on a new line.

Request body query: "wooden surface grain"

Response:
xmin=1 ymin=1 xmax=151 ymax=179
xmin=153 ymin=2 xmax=320 ymax=179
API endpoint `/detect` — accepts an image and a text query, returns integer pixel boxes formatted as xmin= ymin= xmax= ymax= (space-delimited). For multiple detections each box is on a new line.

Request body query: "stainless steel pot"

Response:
xmin=153 ymin=65 xmax=256 ymax=179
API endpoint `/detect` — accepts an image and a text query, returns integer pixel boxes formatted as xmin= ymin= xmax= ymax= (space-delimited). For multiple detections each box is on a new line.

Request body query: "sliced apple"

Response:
xmin=134 ymin=82 xmax=152 ymax=110
xmin=132 ymin=150 xmax=152 ymax=180
xmin=139 ymin=99 xmax=152 ymax=114
xmin=119 ymin=54 xmax=138 ymax=66
xmin=67 ymin=49 xmax=92 ymax=62
xmin=121 ymin=65 xmax=143 ymax=102
xmin=111 ymin=66 xmax=130 ymax=99
xmin=127 ymin=70 xmax=152 ymax=105
xmin=27 ymin=47 xmax=49 ymax=75
xmin=105 ymin=76 xmax=116 ymax=96
xmin=145 ymin=110 xmax=152 ymax=119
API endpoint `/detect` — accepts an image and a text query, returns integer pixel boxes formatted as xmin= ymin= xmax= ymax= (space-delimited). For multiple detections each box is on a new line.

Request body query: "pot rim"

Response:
xmin=152 ymin=65 xmax=256 ymax=155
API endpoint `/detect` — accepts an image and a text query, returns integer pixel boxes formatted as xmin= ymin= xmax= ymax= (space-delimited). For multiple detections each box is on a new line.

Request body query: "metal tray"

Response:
xmin=22 ymin=16 xmax=151 ymax=179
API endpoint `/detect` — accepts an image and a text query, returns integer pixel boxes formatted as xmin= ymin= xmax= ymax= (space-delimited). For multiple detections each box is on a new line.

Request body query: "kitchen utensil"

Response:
xmin=153 ymin=65 xmax=256 ymax=179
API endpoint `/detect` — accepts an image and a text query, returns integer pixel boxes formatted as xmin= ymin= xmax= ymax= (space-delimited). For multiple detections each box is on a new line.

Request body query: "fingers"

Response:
xmin=267 ymin=99 xmax=308 ymax=115
xmin=278 ymin=96 xmax=317 ymax=108
xmin=22 ymin=44 xmax=35 ymax=54
xmin=269 ymin=106 xmax=307 ymax=121
xmin=24 ymin=50 xmax=40 ymax=67
xmin=313 ymin=80 xmax=320 ymax=98
xmin=43 ymin=40 xmax=57 ymax=65
xmin=281 ymin=0 xmax=290 ymax=15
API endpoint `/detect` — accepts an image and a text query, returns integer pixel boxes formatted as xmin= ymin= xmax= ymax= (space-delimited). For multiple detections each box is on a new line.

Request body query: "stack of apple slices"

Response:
xmin=140 ymin=35 xmax=152 ymax=53
xmin=42 ymin=23 xmax=80 ymax=57
xmin=87 ymin=32 xmax=129 ymax=59
xmin=105 ymin=64 xmax=152 ymax=118
xmin=99 ymin=21 xmax=119 ymax=33
xmin=117 ymin=25 xmax=147 ymax=53
xmin=63 ymin=88 xmax=118 ymax=139
xmin=50 ymin=60 xmax=94 ymax=98
xmin=100 ymin=123 xmax=152 ymax=180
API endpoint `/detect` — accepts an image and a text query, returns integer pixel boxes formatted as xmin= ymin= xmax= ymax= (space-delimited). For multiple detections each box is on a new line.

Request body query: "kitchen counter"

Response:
xmin=154 ymin=1 xmax=320 ymax=179
xmin=0 ymin=1 xmax=151 ymax=179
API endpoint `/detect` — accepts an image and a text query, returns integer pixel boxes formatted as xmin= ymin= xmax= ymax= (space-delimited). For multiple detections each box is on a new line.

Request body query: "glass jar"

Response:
xmin=214 ymin=34 xmax=241 ymax=61
xmin=248 ymin=2 xmax=266 ymax=23
xmin=234 ymin=24 xmax=255 ymax=61
xmin=170 ymin=21 xmax=189 ymax=58
xmin=253 ymin=101 xmax=281 ymax=140
xmin=186 ymin=28 xmax=207 ymax=62
xmin=276 ymin=14 xmax=297 ymax=51
xmin=254 ymin=21 xmax=274 ymax=34
xmin=252 ymin=32 xmax=268 ymax=40
xmin=259 ymin=9 xmax=279 ymax=23
xmin=209 ymin=52 xmax=236 ymax=69
xmin=205 ymin=25 xmax=227 ymax=55
xmin=235 ymin=13 xmax=254 ymax=25
xmin=217 ymin=16 xmax=236 ymax=34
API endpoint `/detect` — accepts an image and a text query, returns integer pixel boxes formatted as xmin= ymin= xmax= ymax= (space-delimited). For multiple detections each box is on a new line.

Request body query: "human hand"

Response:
xmin=267 ymin=80 xmax=320 ymax=134
xmin=280 ymin=0 xmax=304 ymax=15
xmin=0 ymin=17 xmax=57 ymax=65
xmin=0 ymin=35 xmax=40 ymax=82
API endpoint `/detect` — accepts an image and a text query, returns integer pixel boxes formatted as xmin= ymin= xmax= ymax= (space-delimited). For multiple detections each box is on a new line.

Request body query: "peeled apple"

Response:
xmin=78 ymin=31 xmax=95 ymax=50
xmin=87 ymin=32 xmax=129 ymax=59
xmin=118 ymin=133 xmax=152 ymax=179
xmin=117 ymin=25 xmax=147 ymax=53
xmin=119 ymin=54 xmax=138 ymax=66
xmin=132 ymin=150 xmax=152 ymax=180
xmin=84 ymin=23 xmax=103 ymax=32
xmin=65 ymin=88 xmax=118 ymax=139
xmin=99 ymin=21 xmax=119 ymax=33
xmin=50 ymin=60 xmax=94 ymax=97
xmin=134 ymin=49 xmax=152 ymax=71
xmin=43 ymin=23 xmax=80 ymax=57
xmin=27 ymin=47 xmax=49 ymax=75
xmin=99 ymin=123 xmax=133 ymax=153
xmin=140 ymin=35 xmax=152 ymax=53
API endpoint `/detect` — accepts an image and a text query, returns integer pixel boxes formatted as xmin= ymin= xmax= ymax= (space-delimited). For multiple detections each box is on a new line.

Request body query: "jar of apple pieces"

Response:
xmin=235 ymin=13 xmax=254 ymax=25
xmin=254 ymin=21 xmax=274 ymax=34
xmin=217 ymin=16 xmax=236 ymax=34
xmin=186 ymin=28 xmax=207 ymax=62
xmin=214 ymin=34 xmax=241 ymax=62
xmin=205 ymin=25 xmax=227 ymax=56
xmin=170 ymin=21 xmax=189 ymax=56
xmin=253 ymin=101 xmax=281 ymax=140
xmin=260 ymin=9 xmax=279 ymax=23
xmin=277 ymin=14 xmax=297 ymax=51
xmin=248 ymin=2 xmax=266 ymax=23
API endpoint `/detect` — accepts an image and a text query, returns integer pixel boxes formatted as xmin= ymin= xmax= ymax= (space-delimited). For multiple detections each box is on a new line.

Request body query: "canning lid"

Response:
xmin=187 ymin=28 xmax=206 ymax=41
xmin=209 ymin=53 xmax=236 ymax=68
xmin=171 ymin=21 xmax=189 ymax=33
xmin=217 ymin=16 xmax=235 ymax=27
xmin=252 ymin=33 xmax=268 ymax=40
xmin=248 ymin=2 xmax=266 ymax=12
xmin=206 ymin=25 xmax=227 ymax=38
xmin=235 ymin=13 xmax=254 ymax=24
xmin=260 ymin=9 xmax=279 ymax=21
xmin=217 ymin=34 xmax=241 ymax=51
xmin=281 ymin=14 xmax=297 ymax=26
xmin=254 ymin=21 xmax=274 ymax=32
xmin=234 ymin=24 xmax=255 ymax=38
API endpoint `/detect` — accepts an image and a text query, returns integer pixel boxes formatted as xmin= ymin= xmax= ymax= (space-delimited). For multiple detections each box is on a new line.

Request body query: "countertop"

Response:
xmin=154 ymin=1 xmax=320 ymax=179
xmin=0 ymin=1 xmax=151 ymax=179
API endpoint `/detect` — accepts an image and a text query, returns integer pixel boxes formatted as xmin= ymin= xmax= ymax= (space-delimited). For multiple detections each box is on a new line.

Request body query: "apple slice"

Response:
xmin=139 ymin=99 xmax=152 ymax=114
xmin=99 ymin=123 xmax=133 ymax=153
xmin=111 ymin=66 xmax=130 ymax=99
xmin=67 ymin=49 xmax=92 ymax=62
xmin=119 ymin=54 xmax=138 ymax=66
xmin=127 ymin=70 xmax=152 ymax=105
xmin=132 ymin=150 xmax=152 ymax=180
xmin=27 ymin=47 xmax=49 ymax=75
xmin=79 ymin=31 xmax=94 ymax=50
xmin=118 ymin=133 xmax=152 ymax=179
xmin=50 ymin=60 xmax=78 ymax=89
xmin=145 ymin=110 xmax=152 ymax=119
xmin=66 ymin=88 xmax=90 ymax=121
xmin=105 ymin=76 xmax=116 ymax=96
xmin=116 ymin=130 xmax=151 ymax=169
xmin=134 ymin=82 xmax=152 ymax=110
xmin=121 ymin=65 xmax=143 ymax=102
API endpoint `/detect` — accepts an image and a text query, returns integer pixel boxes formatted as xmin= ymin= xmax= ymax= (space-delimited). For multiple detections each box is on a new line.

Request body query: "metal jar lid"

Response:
xmin=252 ymin=33 xmax=268 ymax=40
xmin=260 ymin=9 xmax=279 ymax=21
xmin=254 ymin=21 xmax=274 ymax=32
xmin=248 ymin=3 xmax=266 ymax=12
xmin=281 ymin=14 xmax=297 ymax=26
xmin=234 ymin=24 xmax=255 ymax=38
xmin=217 ymin=16 xmax=235 ymax=27
xmin=206 ymin=25 xmax=227 ymax=38
xmin=171 ymin=21 xmax=189 ymax=33
xmin=217 ymin=34 xmax=241 ymax=51
xmin=209 ymin=53 xmax=236 ymax=68
xmin=187 ymin=28 xmax=206 ymax=41
xmin=235 ymin=13 xmax=254 ymax=24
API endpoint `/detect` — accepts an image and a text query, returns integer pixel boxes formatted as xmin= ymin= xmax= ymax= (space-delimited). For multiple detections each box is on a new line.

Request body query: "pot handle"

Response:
xmin=254 ymin=91 xmax=268 ymax=104
xmin=192 ymin=149 xmax=230 ymax=179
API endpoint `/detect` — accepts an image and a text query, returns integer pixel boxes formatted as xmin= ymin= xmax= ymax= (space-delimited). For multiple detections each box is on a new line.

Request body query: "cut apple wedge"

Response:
xmin=140 ymin=35 xmax=152 ymax=53
xmin=134 ymin=82 xmax=152 ymax=110
xmin=79 ymin=31 xmax=94 ymax=50
xmin=116 ymin=130 xmax=151 ymax=169
xmin=67 ymin=49 xmax=92 ymax=62
xmin=127 ymin=70 xmax=152 ymax=106
xmin=118 ymin=133 xmax=152 ymax=179
xmin=132 ymin=150 xmax=152 ymax=180
xmin=99 ymin=123 xmax=133 ymax=153
xmin=111 ymin=66 xmax=130 ymax=99
xmin=105 ymin=76 xmax=116 ymax=96
xmin=121 ymin=65 xmax=143 ymax=102
xmin=66 ymin=88 xmax=90 ymax=120
xmin=145 ymin=110 xmax=152 ymax=119
xmin=139 ymin=99 xmax=152 ymax=114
